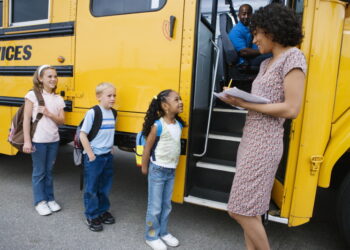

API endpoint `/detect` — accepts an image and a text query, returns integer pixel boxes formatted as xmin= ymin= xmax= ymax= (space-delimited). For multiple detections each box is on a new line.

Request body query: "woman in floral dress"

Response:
xmin=219 ymin=4 xmax=307 ymax=250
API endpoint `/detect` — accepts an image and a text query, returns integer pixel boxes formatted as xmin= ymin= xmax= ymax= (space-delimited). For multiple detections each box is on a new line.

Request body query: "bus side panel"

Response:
xmin=332 ymin=12 xmax=350 ymax=123
xmin=74 ymin=0 xmax=185 ymax=132
xmin=279 ymin=0 xmax=317 ymax=218
xmin=0 ymin=1 xmax=76 ymax=155
xmin=172 ymin=0 xmax=197 ymax=203
xmin=319 ymin=111 xmax=350 ymax=187
xmin=51 ymin=0 xmax=77 ymax=23
xmin=74 ymin=0 xmax=190 ymax=202
xmin=319 ymin=10 xmax=350 ymax=188
xmin=288 ymin=1 xmax=346 ymax=226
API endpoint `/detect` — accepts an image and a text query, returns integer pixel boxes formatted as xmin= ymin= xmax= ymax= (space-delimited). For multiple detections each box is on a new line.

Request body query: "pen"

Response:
xmin=228 ymin=79 xmax=233 ymax=88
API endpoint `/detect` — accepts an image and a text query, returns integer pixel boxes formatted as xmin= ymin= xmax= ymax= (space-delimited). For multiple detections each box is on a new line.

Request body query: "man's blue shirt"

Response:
xmin=228 ymin=21 xmax=258 ymax=64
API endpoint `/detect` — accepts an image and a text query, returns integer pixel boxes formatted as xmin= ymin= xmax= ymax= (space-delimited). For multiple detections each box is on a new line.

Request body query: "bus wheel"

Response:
xmin=336 ymin=171 xmax=350 ymax=247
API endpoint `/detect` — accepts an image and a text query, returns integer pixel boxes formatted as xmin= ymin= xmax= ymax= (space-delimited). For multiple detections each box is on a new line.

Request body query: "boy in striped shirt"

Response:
xmin=80 ymin=82 xmax=117 ymax=232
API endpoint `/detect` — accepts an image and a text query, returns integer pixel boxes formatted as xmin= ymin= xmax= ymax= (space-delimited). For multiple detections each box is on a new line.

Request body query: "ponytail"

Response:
xmin=142 ymin=89 xmax=173 ymax=137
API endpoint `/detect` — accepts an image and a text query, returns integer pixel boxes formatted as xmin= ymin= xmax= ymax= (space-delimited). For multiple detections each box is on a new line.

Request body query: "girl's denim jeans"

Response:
xmin=145 ymin=162 xmax=175 ymax=241
xmin=31 ymin=141 xmax=59 ymax=206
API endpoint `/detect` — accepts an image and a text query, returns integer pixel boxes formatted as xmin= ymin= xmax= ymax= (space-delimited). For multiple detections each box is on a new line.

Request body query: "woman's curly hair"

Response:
xmin=250 ymin=4 xmax=303 ymax=47
xmin=142 ymin=89 xmax=185 ymax=137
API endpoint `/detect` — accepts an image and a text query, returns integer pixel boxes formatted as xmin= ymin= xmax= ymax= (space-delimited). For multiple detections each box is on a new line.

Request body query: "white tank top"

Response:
xmin=150 ymin=118 xmax=182 ymax=169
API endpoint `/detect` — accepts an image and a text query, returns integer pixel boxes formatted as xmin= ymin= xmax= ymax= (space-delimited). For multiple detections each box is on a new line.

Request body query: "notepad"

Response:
xmin=214 ymin=87 xmax=271 ymax=104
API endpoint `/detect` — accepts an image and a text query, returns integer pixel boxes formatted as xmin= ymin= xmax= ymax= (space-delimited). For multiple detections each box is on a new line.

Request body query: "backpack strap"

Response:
xmin=151 ymin=119 xmax=163 ymax=161
xmin=32 ymin=89 xmax=45 ymax=106
xmin=155 ymin=119 xmax=162 ymax=136
xmin=87 ymin=105 xmax=103 ymax=141
xmin=176 ymin=119 xmax=183 ymax=129
xmin=111 ymin=108 xmax=117 ymax=120
xmin=32 ymin=89 xmax=45 ymax=123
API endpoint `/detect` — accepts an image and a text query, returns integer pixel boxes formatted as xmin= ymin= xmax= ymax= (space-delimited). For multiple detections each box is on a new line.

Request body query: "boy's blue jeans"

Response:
xmin=31 ymin=141 xmax=59 ymax=206
xmin=83 ymin=153 xmax=114 ymax=219
xmin=145 ymin=162 xmax=175 ymax=241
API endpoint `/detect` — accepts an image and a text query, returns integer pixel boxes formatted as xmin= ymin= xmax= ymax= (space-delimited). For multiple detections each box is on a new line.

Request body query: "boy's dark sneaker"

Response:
xmin=99 ymin=211 xmax=115 ymax=224
xmin=86 ymin=217 xmax=103 ymax=232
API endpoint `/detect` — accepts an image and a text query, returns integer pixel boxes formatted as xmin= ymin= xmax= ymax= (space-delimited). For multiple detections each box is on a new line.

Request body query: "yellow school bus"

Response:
xmin=0 ymin=0 xmax=350 ymax=245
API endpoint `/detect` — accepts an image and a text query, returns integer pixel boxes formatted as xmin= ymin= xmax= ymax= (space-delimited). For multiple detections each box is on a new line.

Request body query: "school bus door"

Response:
xmin=74 ymin=0 xmax=185 ymax=132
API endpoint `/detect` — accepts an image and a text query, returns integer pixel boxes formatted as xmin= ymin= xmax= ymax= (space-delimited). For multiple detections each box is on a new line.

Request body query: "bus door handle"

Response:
xmin=169 ymin=16 xmax=176 ymax=38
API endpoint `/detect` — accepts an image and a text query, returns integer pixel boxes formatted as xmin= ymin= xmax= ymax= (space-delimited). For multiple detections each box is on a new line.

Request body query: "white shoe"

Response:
xmin=47 ymin=200 xmax=61 ymax=212
xmin=145 ymin=239 xmax=167 ymax=250
xmin=161 ymin=234 xmax=179 ymax=247
xmin=35 ymin=201 xmax=52 ymax=216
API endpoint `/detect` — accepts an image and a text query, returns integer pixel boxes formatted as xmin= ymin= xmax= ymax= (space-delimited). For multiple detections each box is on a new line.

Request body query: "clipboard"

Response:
xmin=214 ymin=87 xmax=271 ymax=104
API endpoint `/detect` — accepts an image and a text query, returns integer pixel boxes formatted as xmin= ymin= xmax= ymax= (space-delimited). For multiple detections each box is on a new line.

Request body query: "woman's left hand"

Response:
xmin=218 ymin=93 xmax=245 ymax=108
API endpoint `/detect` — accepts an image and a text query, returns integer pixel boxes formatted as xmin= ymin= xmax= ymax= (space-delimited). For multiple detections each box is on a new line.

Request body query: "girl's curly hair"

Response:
xmin=142 ymin=89 xmax=185 ymax=137
xmin=250 ymin=4 xmax=303 ymax=47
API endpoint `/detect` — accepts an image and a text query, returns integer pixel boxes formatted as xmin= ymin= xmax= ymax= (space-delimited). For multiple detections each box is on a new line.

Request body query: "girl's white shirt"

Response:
xmin=25 ymin=90 xmax=65 ymax=143
xmin=165 ymin=122 xmax=182 ymax=142
xmin=150 ymin=117 xmax=182 ymax=169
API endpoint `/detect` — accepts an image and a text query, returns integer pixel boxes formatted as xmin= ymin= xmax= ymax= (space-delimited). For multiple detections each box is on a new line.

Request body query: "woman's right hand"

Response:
xmin=23 ymin=142 xmax=33 ymax=154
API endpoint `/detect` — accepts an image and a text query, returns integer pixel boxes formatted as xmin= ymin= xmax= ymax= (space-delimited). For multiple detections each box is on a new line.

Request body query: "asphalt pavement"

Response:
xmin=0 ymin=145 xmax=347 ymax=250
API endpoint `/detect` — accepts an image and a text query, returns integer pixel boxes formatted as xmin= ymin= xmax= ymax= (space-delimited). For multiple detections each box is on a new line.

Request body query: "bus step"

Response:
xmin=184 ymin=195 xmax=227 ymax=211
xmin=196 ymin=157 xmax=236 ymax=173
xmin=209 ymin=132 xmax=241 ymax=142
xmin=267 ymin=214 xmax=288 ymax=224
xmin=213 ymin=107 xmax=248 ymax=114
xmin=184 ymin=192 xmax=289 ymax=224
xmin=206 ymin=133 xmax=240 ymax=161
xmin=211 ymin=108 xmax=246 ymax=135
xmin=191 ymin=168 xmax=234 ymax=194
xmin=186 ymin=186 xmax=229 ymax=205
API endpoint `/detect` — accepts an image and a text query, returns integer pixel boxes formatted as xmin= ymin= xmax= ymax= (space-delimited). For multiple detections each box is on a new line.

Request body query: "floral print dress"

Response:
xmin=227 ymin=47 xmax=307 ymax=216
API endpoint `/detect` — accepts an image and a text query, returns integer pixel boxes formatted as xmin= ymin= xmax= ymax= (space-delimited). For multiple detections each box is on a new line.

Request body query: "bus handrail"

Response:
xmin=193 ymin=39 xmax=220 ymax=157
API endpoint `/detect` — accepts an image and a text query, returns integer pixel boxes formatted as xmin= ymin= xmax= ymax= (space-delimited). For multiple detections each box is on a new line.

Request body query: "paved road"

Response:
xmin=0 ymin=145 xmax=347 ymax=250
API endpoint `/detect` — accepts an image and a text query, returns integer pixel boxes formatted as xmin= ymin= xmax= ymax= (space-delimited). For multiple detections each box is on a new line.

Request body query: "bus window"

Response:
xmin=201 ymin=0 xmax=214 ymax=25
xmin=10 ymin=0 xmax=49 ymax=26
xmin=294 ymin=0 xmax=303 ymax=14
xmin=0 ymin=0 xmax=3 ymax=27
xmin=91 ymin=0 xmax=166 ymax=17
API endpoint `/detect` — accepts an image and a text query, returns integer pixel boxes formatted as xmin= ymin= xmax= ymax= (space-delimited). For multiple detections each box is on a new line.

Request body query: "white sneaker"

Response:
xmin=161 ymin=234 xmax=179 ymax=247
xmin=145 ymin=239 xmax=167 ymax=250
xmin=35 ymin=201 xmax=52 ymax=216
xmin=47 ymin=200 xmax=61 ymax=212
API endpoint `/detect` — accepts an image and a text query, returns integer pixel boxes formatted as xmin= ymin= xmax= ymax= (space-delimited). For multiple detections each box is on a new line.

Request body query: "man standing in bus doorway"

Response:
xmin=228 ymin=4 xmax=270 ymax=67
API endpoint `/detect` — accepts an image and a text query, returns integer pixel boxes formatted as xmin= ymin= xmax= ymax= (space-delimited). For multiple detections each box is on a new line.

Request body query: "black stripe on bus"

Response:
xmin=0 ymin=65 xmax=73 ymax=76
xmin=0 ymin=21 xmax=74 ymax=41
xmin=0 ymin=96 xmax=72 ymax=112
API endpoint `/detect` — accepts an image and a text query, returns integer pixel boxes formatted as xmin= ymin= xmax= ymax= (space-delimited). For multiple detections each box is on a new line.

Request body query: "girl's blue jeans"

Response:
xmin=145 ymin=162 xmax=175 ymax=241
xmin=83 ymin=153 xmax=114 ymax=219
xmin=31 ymin=141 xmax=59 ymax=206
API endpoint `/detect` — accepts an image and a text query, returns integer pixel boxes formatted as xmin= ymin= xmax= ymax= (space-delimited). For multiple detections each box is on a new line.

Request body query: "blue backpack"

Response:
xmin=135 ymin=120 xmax=162 ymax=167
xmin=135 ymin=119 xmax=184 ymax=167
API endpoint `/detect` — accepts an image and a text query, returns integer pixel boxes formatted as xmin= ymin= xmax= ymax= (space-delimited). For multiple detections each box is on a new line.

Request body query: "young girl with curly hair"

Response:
xmin=141 ymin=89 xmax=185 ymax=250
